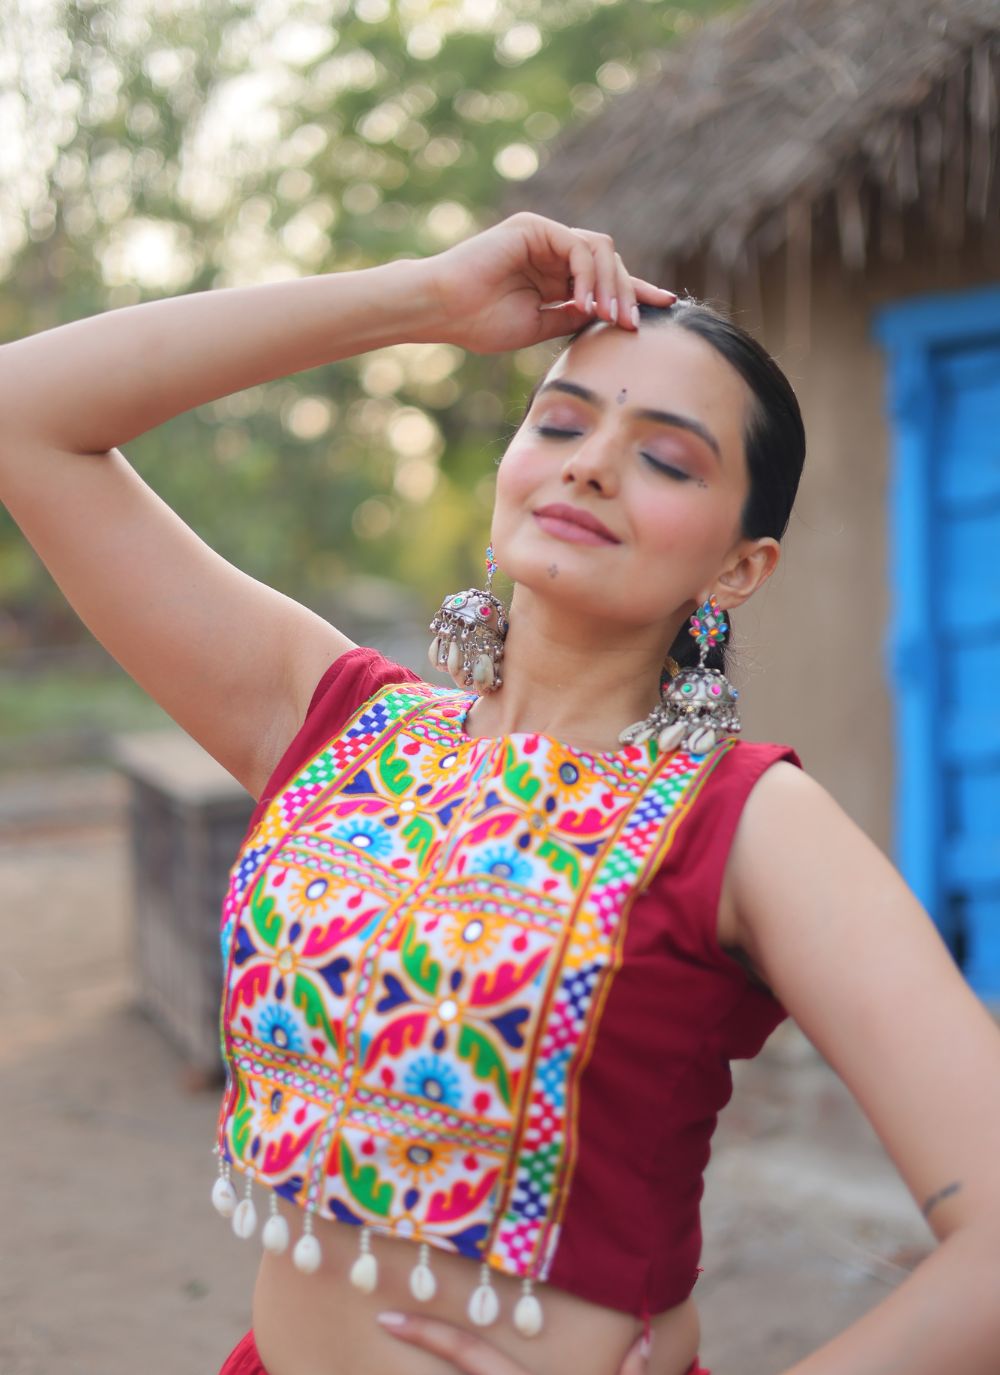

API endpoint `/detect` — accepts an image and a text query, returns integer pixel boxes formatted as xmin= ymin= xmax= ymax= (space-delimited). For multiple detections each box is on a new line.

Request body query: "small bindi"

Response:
xmin=616 ymin=388 xmax=627 ymax=405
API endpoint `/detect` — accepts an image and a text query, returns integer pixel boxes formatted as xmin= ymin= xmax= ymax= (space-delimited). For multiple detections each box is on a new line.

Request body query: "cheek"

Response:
xmin=628 ymin=484 xmax=743 ymax=582
xmin=491 ymin=441 xmax=540 ymax=535
xmin=495 ymin=437 xmax=538 ymax=503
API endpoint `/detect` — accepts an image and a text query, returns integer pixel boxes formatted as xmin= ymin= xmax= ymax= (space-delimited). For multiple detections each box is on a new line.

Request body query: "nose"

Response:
xmin=559 ymin=427 xmax=620 ymax=496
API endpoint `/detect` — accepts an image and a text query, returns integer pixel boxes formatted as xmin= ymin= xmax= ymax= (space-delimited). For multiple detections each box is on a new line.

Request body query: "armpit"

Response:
xmin=721 ymin=942 xmax=777 ymax=997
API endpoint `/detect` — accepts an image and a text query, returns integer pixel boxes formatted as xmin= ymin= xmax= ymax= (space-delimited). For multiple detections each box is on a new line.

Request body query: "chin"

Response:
xmin=515 ymin=557 xmax=621 ymax=613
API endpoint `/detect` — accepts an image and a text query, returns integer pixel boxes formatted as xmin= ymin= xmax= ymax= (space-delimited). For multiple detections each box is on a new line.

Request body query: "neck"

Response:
xmin=462 ymin=584 xmax=676 ymax=754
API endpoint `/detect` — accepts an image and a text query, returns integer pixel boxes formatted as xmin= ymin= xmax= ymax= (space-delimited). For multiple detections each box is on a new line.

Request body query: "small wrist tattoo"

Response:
xmin=921 ymin=1180 xmax=962 ymax=1219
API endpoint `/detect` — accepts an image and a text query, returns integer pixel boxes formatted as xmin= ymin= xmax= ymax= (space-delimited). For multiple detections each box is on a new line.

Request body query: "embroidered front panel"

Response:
xmin=215 ymin=682 xmax=732 ymax=1280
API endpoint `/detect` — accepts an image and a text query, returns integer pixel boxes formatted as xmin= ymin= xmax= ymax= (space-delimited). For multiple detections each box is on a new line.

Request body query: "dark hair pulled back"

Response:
xmin=550 ymin=300 xmax=806 ymax=675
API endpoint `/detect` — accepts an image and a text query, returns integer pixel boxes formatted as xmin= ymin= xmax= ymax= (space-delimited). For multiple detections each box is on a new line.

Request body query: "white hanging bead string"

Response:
xmin=292 ymin=1206 xmax=322 ymax=1275
xmin=210 ymin=1156 xmax=542 ymax=1336
xmin=409 ymin=1242 xmax=437 ymax=1302
xmin=513 ymin=1277 xmax=544 ymax=1337
xmin=467 ymin=1261 xmax=500 ymax=1327
xmin=211 ymin=1148 xmax=237 ymax=1219
xmin=232 ymin=1165 xmax=258 ymax=1239
xmin=262 ymin=1190 xmax=290 ymax=1255
xmin=349 ymin=1224 xmax=379 ymax=1294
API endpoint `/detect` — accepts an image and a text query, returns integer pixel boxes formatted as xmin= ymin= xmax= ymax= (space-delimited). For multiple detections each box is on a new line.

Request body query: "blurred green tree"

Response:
xmin=1 ymin=0 xmax=734 ymax=649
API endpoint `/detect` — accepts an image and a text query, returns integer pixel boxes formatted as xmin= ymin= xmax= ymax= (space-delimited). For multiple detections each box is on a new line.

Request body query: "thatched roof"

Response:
xmin=517 ymin=0 xmax=1000 ymax=286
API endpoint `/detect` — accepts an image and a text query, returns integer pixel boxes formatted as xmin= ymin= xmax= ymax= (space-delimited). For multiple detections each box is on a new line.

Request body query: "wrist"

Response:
xmin=357 ymin=256 xmax=452 ymax=348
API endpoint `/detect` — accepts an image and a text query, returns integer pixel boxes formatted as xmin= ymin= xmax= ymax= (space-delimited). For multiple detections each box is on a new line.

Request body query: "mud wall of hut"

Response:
xmin=708 ymin=222 xmax=1000 ymax=852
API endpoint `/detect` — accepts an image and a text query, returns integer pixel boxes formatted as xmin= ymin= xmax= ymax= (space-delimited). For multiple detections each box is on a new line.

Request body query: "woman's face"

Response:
xmin=492 ymin=320 xmax=758 ymax=639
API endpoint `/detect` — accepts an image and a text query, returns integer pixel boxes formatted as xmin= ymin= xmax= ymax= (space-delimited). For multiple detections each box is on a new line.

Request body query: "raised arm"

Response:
xmin=0 ymin=261 xmax=441 ymax=799
xmin=0 ymin=260 xmax=437 ymax=461
xmin=0 ymin=214 xmax=674 ymax=797
xmin=726 ymin=762 xmax=1000 ymax=1374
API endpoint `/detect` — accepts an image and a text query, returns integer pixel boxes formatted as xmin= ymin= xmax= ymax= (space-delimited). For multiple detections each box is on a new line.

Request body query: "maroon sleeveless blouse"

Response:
xmin=237 ymin=646 xmax=800 ymax=1318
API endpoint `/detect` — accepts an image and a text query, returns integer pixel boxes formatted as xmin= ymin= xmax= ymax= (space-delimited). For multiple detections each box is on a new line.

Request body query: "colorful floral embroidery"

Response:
xmin=468 ymin=845 xmax=533 ymax=885
xmin=440 ymin=911 xmax=505 ymax=967
xmin=216 ymin=681 xmax=733 ymax=1282
xmin=402 ymin=1053 xmax=464 ymax=1108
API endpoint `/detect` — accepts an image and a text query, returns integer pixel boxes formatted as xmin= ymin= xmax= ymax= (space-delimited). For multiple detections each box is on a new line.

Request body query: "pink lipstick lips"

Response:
xmin=533 ymin=503 xmax=620 ymax=546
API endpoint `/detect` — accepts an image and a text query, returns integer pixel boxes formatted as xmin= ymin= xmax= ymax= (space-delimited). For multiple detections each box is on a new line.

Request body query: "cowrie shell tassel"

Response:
xmin=262 ymin=1192 xmax=289 ymax=1255
xmin=472 ymin=653 xmax=494 ymax=690
xmin=446 ymin=639 xmax=463 ymax=679
xmin=656 ymin=721 xmax=687 ymax=753
xmin=513 ymin=1278 xmax=544 ymax=1337
xmin=409 ymin=1243 xmax=437 ymax=1302
xmin=619 ymin=719 xmax=653 ymax=745
xmin=232 ymin=1169 xmax=257 ymax=1239
xmin=428 ymin=636 xmax=441 ymax=670
xmin=349 ymin=1225 xmax=378 ymax=1294
xmin=468 ymin=1263 xmax=500 ymax=1326
xmin=211 ymin=1165 xmax=237 ymax=1219
xmin=687 ymin=725 xmax=718 ymax=755
xmin=292 ymin=1210 xmax=322 ymax=1274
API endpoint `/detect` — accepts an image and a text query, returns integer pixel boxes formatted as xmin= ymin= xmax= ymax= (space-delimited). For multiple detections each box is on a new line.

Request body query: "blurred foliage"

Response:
xmin=0 ymin=656 xmax=171 ymax=743
xmin=1 ymin=0 xmax=733 ymax=649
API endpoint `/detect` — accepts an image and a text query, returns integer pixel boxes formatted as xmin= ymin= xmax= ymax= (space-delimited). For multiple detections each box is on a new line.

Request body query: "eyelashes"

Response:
xmin=531 ymin=425 xmax=691 ymax=482
xmin=534 ymin=425 xmax=582 ymax=440
xmin=641 ymin=455 xmax=691 ymax=482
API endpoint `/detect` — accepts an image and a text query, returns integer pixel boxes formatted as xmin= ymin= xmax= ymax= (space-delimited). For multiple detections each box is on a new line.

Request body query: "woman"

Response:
xmin=2 ymin=213 xmax=999 ymax=1375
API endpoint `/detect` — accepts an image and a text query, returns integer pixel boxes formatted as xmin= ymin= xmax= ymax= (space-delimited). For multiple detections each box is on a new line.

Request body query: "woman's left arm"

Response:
xmin=728 ymin=761 xmax=1000 ymax=1374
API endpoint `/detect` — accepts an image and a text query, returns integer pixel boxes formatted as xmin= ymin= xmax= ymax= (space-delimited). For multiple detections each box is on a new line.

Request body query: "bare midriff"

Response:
xmin=252 ymin=1196 xmax=701 ymax=1375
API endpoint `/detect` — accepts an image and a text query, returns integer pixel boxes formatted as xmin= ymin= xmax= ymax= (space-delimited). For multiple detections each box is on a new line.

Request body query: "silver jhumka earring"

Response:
xmin=619 ymin=595 xmax=741 ymax=755
xmin=428 ymin=543 xmax=509 ymax=694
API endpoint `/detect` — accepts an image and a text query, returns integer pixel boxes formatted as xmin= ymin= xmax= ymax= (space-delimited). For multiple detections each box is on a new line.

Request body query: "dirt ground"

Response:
xmin=0 ymin=769 xmax=934 ymax=1375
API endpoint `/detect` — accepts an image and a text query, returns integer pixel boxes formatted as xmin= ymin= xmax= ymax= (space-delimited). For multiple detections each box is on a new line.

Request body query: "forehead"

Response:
xmin=544 ymin=320 xmax=751 ymax=456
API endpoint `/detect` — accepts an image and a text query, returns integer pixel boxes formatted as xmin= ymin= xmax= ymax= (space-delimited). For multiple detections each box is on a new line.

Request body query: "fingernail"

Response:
xmin=610 ymin=297 xmax=618 ymax=324
xmin=377 ymin=1312 xmax=407 ymax=1327
xmin=663 ymin=288 xmax=677 ymax=302
xmin=586 ymin=292 xmax=596 ymax=314
xmin=630 ymin=303 xmax=640 ymax=329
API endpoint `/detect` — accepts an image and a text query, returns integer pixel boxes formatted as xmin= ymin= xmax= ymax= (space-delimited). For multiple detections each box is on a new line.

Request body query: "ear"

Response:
xmin=713 ymin=536 xmax=780 ymax=609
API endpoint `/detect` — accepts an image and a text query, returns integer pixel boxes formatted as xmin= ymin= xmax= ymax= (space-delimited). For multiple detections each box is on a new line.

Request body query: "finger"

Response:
xmin=526 ymin=218 xmax=596 ymax=315
xmin=616 ymin=1331 xmax=650 ymax=1375
xmin=630 ymin=275 xmax=678 ymax=306
xmin=588 ymin=234 xmax=619 ymax=324
xmin=376 ymin=1312 xmax=531 ymax=1375
xmin=566 ymin=238 xmax=598 ymax=316
xmin=535 ymin=298 xmax=593 ymax=342
xmin=613 ymin=251 xmax=638 ymax=331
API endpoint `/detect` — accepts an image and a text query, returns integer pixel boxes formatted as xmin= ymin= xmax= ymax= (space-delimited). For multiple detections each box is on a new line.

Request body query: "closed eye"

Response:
xmin=534 ymin=425 xmax=691 ymax=481
xmin=643 ymin=454 xmax=690 ymax=481
xmin=533 ymin=425 xmax=582 ymax=439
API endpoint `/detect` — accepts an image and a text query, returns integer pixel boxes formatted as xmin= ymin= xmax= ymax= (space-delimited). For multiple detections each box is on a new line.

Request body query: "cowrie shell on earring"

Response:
xmin=656 ymin=722 xmax=686 ymax=752
xmin=472 ymin=653 xmax=495 ymax=689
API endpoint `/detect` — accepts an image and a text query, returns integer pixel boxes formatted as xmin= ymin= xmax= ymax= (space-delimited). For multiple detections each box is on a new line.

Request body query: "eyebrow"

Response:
xmin=537 ymin=379 xmax=722 ymax=462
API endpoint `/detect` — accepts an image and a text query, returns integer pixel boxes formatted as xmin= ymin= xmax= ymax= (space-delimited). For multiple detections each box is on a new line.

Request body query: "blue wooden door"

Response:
xmin=876 ymin=286 xmax=1000 ymax=1003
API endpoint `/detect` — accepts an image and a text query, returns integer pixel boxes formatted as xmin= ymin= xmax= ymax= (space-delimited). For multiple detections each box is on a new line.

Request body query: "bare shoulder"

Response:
xmin=716 ymin=759 xmax=812 ymax=951
xmin=721 ymin=758 xmax=882 ymax=957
